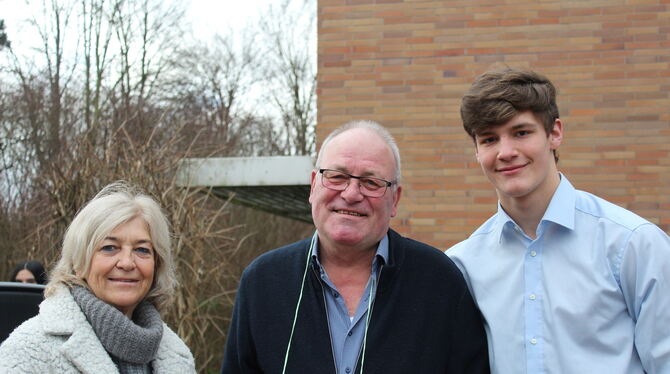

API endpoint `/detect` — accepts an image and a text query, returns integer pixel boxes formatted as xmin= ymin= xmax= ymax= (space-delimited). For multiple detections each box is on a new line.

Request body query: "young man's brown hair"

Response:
xmin=460 ymin=68 xmax=560 ymax=161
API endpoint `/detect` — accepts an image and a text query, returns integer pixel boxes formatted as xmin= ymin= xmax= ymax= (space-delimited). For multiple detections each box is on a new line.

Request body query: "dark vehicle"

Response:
xmin=0 ymin=281 xmax=45 ymax=343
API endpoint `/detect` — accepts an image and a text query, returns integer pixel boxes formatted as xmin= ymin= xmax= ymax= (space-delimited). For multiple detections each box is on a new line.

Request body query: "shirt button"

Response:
xmin=529 ymin=294 xmax=536 ymax=300
xmin=347 ymin=331 xmax=352 ymax=336
xmin=345 ymin=367 xmax=351 ymax=373
xmin=530 ymin=250 xmax=537 ymax=257
xmin=530 ymin=338 xmax=537 ymax=345
xmin=333 ymin=292 xmax=339 ymax=298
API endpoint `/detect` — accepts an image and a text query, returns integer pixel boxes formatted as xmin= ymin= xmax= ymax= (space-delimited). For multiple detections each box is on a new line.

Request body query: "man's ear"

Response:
xmin=390 ymin=185 xmax=402 ymax=218
xmin=308 ymin=169 xmax=318 ymax=204
xmin=549 ymin=119 xmax=563 ymax=149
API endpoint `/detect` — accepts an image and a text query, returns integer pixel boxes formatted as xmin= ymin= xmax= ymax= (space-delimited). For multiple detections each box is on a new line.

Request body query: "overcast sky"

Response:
xmin=0 ymin=0 xmax=275 ymax=53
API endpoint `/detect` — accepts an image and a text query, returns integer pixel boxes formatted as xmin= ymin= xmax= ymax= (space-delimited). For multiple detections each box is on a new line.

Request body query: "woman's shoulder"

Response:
xmin=0 ymin=315 xmax=54 ymax=370
xmin=153 ymin=323 xmax=196 ymax=373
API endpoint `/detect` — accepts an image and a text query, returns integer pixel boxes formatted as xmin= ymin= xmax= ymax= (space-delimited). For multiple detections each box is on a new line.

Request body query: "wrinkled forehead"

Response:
xmin=321 ymin=129 xmax=396 ymax=174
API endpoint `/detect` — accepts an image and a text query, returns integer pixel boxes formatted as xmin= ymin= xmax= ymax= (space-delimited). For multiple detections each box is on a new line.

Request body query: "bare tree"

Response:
xmin=259 ymin=0 xmax=317 ymax=156
xmin=0 ymin=19 xmax=10 ymax=49
xmin=168 ymin=32 xmax=260 ymax=156
xmin=0 ymin=0 xmax=318 ymax=371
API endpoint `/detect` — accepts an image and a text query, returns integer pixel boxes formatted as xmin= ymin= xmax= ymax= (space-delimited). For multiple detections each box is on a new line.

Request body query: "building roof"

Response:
xmin=176 ymin=156 xmax=313 ymax=223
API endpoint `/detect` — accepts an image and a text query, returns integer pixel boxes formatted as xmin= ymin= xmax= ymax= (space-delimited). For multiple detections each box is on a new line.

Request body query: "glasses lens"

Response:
xmin=359 ymin=178 xmax=386 ymax=197
xmin=321 ymin=170 xmax=389 ymax=197
xmin=321 ymin=170 xmax=348 ymax=190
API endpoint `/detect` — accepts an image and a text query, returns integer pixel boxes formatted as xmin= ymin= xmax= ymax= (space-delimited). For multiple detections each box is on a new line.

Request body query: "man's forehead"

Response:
xmin=475 ymin=121 xmax=537 ymax=137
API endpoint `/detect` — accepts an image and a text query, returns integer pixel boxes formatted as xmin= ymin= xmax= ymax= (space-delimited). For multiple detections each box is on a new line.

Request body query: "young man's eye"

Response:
xmin=479 ymin=137 xmax=496 ymax=145
xmin=516 ymin=130 xmax=529 ymax=136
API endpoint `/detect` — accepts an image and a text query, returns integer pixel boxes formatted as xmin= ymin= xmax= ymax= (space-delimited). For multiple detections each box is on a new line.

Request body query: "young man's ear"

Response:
xmin=549 ymin=119 xmax=563 ymax=149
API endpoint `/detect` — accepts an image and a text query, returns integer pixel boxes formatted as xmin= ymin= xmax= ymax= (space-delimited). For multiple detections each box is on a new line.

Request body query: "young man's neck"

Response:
xmin=499 ymin=172 xmax=561 ymax=240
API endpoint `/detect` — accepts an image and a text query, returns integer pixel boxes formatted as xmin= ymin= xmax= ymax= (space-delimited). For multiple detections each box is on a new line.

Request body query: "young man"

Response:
xmin=448 ymin=68 xmax=670 ymax=373
xmin=222 ymin=120 xmax=489 ymax=373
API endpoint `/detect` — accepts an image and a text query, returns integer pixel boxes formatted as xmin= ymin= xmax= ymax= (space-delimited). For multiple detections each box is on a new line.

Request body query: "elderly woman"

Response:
xmin=0 ymin=182 xmax=196 ymax=373
xmin=10 ymin=260 xmax=48 ymax=284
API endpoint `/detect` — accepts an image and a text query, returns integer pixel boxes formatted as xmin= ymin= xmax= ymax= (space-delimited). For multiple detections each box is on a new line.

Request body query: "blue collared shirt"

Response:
xmin=312 ymin=234 xmax=387 ymax=374
xmin=448 ymin=175 xmax=670 ymax=374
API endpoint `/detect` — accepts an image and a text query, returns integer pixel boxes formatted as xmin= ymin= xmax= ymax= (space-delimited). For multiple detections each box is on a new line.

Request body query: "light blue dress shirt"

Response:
xmin=448 ymin=175 xmax=670 ymax=374
xmin=312 ymin=235 xmax=387 ymax=374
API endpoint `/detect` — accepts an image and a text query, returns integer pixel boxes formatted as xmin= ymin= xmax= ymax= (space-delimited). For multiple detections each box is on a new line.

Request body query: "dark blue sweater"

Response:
xmin=221 ymin=229 xmax=489 ymax=374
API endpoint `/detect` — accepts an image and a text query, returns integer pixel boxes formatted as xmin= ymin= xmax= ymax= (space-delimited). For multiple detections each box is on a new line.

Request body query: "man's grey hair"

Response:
xmin=315 ymin=120 xmax=401 ymax=182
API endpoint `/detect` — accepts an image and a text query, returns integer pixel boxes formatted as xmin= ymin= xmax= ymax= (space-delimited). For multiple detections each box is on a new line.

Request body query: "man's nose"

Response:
xmin=497 ymin=137 xmax=518 ymax=160
xmin=340 ymin=178 xmax=365 ymax=201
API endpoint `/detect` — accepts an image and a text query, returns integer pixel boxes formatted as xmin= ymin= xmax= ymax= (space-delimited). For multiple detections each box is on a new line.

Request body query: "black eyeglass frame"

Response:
xmin=318 ymin=168 xmax=396 ymax=197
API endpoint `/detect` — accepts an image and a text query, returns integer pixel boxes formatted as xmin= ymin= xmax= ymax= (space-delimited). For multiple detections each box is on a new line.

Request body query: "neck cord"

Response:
xmin=358 ymin=273 xmax=376 ymax=374
xmin=282 ymin=231 xmax=378 ymax=374
xmin=282 ymin=231 xmax=318 ymax=374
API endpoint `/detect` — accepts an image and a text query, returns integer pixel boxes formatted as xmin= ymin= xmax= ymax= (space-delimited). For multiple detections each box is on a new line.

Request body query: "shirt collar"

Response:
xmin=542 ymin=173 xmax=576 ymax=231
xmin=311 ymin=232 xmax=389 ymax=267
xmin=494 ymin=173 xmax=576 ymax=241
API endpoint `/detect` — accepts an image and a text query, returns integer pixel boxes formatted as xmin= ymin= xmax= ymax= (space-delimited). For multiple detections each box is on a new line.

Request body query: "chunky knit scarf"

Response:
xmin=71 ymin=286 xmax=163 ymax=366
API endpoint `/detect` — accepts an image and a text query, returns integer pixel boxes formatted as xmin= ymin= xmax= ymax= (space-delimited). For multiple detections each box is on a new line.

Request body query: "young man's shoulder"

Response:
xmin=448 ymin=213 xmax=500 ymax=254
xmin=574 ymin=188 xmax=651 ymax=231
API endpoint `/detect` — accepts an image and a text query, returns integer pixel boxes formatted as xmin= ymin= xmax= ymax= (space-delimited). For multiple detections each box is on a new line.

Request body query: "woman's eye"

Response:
xmin=100 ymin=245 xmax=116 ymax=252
xmin=135 ymin=247 xmax=152 ymax=255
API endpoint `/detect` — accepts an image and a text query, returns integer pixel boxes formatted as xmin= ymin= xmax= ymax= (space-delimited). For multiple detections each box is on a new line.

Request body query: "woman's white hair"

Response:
xmin=315 ymin=120 xmax=402 ymax=182
xmin=46 ymin=181 xmax=177 ymax=313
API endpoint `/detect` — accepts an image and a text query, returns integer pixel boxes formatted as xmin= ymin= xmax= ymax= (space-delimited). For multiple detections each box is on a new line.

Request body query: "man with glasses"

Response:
xmin=221 ymin=120 xmax=489 ymax=373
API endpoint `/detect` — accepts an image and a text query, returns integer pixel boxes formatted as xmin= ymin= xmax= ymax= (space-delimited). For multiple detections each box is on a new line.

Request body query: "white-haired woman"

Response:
xmin=0 ymin=182 xmax=196 ymax=373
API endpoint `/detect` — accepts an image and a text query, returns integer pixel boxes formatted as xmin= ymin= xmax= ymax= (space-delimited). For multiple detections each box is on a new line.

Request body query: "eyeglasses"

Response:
xmin=318 ymin=169 xmax=395 ymax=198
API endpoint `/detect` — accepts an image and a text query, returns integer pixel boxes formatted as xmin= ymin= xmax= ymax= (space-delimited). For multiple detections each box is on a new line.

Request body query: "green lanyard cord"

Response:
xmin=282 ymin=231 xmax=318 ymax=374
xmin=358 ymin=274 xmax=376 ymax=374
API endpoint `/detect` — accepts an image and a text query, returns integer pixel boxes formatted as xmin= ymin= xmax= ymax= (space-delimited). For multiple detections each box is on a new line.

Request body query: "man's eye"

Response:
xmin=328 ymin=173 xmax=349 ymax=183
xmin=516 ymin=130 xmax=529 ymax=136
xmin=362 ymin=178 xmax=383 ymax=189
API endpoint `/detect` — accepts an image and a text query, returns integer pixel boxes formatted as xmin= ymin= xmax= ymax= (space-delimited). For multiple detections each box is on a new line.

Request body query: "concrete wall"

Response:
xmin=317 ymin=0 xmax=670 ymax=249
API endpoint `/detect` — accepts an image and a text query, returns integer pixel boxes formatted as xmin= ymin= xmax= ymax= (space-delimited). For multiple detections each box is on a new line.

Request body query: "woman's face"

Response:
xmin=85 ymin=216 xmax=156 ymax=317
xmin=15 ymin=269 xmax=36 ymax=283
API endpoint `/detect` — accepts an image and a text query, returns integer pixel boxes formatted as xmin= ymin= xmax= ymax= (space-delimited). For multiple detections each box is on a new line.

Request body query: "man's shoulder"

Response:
xmin=388 ymin=230 xmax=465 ymax=277
xmin=242 ymin=237 xmax=311 ymax=279
xmin=574 ymin=189 xmax=651 ymax=231
xmin=389 ymin=229 xmax=444 ymax=259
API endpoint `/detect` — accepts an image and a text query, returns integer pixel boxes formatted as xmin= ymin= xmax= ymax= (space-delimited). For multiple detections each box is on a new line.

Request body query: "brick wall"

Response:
xmin=317 ymin=0 xmax=670 ymax=250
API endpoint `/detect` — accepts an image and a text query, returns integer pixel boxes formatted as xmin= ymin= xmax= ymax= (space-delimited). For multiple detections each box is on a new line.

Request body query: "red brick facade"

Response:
xmin=317 ymin=0 xmax=670 ymax=249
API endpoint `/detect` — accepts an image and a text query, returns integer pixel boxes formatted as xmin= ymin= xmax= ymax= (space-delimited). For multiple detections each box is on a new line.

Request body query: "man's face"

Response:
xmin=474 ymin=111 xmax=562 ymax=205
xmin=309 ymin=128 xmax=402 ymax=253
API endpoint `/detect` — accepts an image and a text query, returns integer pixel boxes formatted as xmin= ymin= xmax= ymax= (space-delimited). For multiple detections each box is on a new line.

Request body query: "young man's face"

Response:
xmin=474 ymin=111 xmax=562 ymax=205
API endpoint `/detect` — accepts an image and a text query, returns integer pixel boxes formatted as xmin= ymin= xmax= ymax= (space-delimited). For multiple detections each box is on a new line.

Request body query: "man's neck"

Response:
xmin=319 ymin=241 xmax=378 ymax=316
xmin=500 ymin=172 xmax=561 ymax=240
xmin=319 ymin=240 xmax=377 ymax=269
